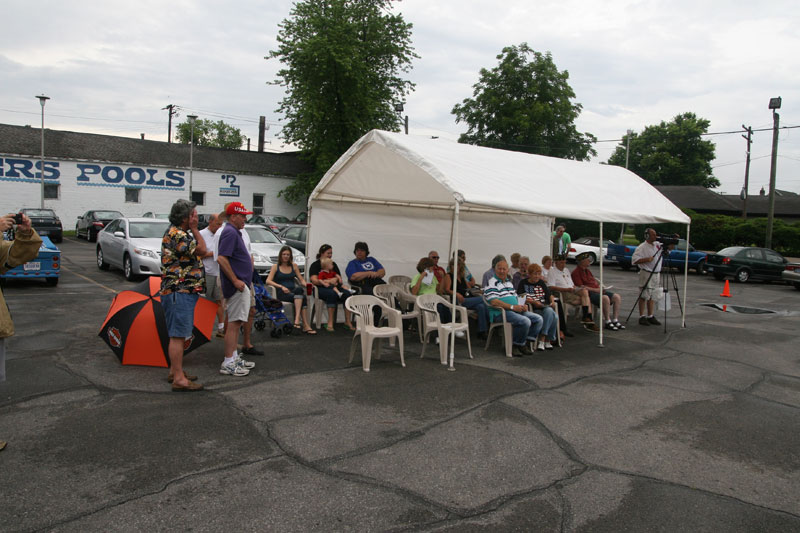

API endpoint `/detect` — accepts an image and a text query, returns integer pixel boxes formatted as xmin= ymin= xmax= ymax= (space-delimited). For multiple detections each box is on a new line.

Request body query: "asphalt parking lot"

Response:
xmin=2 ymin=237 xmax=799 ymax=532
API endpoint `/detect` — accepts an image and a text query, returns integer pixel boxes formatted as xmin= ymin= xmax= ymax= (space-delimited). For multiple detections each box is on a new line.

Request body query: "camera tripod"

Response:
xmin=624 ymin=245 xmax=684 ymax=333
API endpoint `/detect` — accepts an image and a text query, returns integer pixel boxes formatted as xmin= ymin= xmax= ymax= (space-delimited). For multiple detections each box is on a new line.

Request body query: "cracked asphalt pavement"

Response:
xmin=2 ymin=238 xmax=799 ymax=531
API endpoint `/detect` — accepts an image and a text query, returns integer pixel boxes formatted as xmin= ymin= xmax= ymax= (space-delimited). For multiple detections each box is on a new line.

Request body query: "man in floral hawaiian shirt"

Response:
xmin=161 ymin=199 xmax=207 ymax=392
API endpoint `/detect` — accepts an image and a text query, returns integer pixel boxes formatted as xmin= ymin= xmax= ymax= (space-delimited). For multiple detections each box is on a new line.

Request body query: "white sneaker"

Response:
xmin=236 ymin=356 xmax=255 ymax=369
xmin=455 ymin=330 xmax=465 ymax=338
xmin=220 ymin=359 xmax=249 ymax=376
xmin=544 ymin=341 xmax=554 ymax=350
xmin=537 ymin=341 xmax=546 ymax=351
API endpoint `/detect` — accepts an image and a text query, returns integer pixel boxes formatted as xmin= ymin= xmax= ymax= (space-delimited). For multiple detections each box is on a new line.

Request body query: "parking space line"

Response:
xmin=60 ymin=265 xmax=118 ymax=294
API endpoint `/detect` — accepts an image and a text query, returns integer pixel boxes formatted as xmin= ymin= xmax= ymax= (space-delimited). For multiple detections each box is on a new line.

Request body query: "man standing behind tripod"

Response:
xmin=632 ymin=228 xmax=663 ymax=326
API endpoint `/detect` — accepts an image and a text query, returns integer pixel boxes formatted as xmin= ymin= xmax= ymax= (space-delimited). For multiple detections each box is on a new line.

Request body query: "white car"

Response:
xmin=97 ymin=218 xmax=170 ymax=281
xmin=567 ymin=237 xmax=615 ymax=263
xmin=244 ymin=224 xmax=305 ymax=276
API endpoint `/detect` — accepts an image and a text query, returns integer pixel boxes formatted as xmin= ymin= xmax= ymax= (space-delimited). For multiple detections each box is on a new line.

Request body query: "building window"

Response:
xmin=43 ymin=183 xmax=60 ymax=199
xmin=125 ymin=188 xmax=141 ymax=203
xmin=191 ymin=191 xmax=205 ymax=206
xmin=253 ymin=194 xmax=264 ymax=215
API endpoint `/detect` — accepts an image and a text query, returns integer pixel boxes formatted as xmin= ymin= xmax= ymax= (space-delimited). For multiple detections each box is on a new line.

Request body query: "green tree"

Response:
xmin=608 ymin=113 xmax=719 ymax=188
xmin=451 ymin=43 xmax=596 ymax=160
xmin=176 ymin=118 xmax=245 ymax=149
xmin=268 ymin=0 xmax=417 ymax=204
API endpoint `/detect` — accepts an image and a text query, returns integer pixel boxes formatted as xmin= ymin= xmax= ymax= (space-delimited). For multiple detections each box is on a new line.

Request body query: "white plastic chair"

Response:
xmin=483 ymin=294 xmax=513 ymax=358
xmin=373 ymin=283 xmax=423 ymax=342
xmin=416 ymin=294 xmax=473 ymax=364
xmin=345 ymin=295 xmax=405 ymax=372
xmin=388 ymin=275 xmax=412 ymax=288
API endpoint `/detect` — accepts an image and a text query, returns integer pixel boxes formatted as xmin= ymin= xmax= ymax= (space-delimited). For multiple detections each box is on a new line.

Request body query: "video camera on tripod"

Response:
xmin=653 ymin=232 xmax=680 ymax=247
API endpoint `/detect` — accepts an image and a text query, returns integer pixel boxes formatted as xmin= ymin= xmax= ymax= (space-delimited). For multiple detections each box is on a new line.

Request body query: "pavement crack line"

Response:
xmin=33 ymin=456 xmax=281 ymax=532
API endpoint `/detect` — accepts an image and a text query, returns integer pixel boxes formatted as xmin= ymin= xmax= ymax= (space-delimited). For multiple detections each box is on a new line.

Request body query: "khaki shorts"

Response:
xmin=638 ymin=270 xmax=662 ymax=301
xmin=560 ymin=291 xmax=583 ymax=306
xmin=225 ymin=284 xmax=251 ymax=322
xmin=204 ymin=274 xmax=222 ymax=302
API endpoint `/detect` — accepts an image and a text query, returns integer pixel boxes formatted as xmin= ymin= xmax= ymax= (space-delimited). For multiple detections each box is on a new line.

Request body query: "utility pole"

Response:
xmin=740 ymin=125 xmax=753 ymax=219
xmin=162 ymin=104 xmax=177 ymax=143
xmin=619 ymin=129 xmax=632 ymax=243
xmin=765 ymin=97 xmax=781 ymax=249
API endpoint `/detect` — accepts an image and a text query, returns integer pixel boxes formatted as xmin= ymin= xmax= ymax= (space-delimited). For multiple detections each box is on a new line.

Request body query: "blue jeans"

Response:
xmin=533 ymin=306 xmax=558 ymax=341
xmin=462 ymin=296 xmax=488 ymax=333
xmin=498 ymin=310 xmax=543 ymax=346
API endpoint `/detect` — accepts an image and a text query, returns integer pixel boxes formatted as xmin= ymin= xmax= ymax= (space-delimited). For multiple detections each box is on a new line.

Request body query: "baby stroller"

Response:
xmin=252 ymin=271 xmax=294 ymax=338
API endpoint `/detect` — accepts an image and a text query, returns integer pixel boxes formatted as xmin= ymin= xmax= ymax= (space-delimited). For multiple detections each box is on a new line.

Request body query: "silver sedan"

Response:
xmin=96 ymin=218 xmax=170 ymax=281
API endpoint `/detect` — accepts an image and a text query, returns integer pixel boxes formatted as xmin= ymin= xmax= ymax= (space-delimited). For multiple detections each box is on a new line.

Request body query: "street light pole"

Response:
xmin=766 ymin=97 xmax=781 ymax=249
xmin=187 ymin=115 xmax=198 ymax=201
xmin=36 ymin=94 xmax=50 ymax=209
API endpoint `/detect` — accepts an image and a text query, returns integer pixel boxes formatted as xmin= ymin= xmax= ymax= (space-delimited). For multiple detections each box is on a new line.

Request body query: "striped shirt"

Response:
xmin=484 ymin=275 xmax=518 ymax=321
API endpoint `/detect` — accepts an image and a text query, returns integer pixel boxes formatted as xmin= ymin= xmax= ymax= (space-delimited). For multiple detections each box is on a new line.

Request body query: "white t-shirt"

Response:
xmin=199 ymin=227 xmax=219 ymax=276
xmin=547 ymin=266 xmax=575 ymax=289
xmin=632 ymin=240 xmax=663 ymax=273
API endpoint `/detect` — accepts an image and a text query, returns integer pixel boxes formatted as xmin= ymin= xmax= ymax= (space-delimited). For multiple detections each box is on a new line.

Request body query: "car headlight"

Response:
xmin=252 ymin=252 xmax=268 ymax=263
xmin=294 ymin=254 xmax=305 ymax=265
xmin=134 ymin=247 xmax=159 ymax=259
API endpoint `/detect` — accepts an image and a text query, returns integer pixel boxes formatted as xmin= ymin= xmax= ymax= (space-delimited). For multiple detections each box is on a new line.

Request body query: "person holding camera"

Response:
xmin=632 ymin=228 xmax=664 ymax=326
xmin=1 ymin=212 xmax=42 ymax=450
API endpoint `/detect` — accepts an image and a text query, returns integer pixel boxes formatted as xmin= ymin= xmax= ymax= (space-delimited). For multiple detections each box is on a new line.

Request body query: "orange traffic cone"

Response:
xmin=720 ymin=280 xmax=732 ymax=298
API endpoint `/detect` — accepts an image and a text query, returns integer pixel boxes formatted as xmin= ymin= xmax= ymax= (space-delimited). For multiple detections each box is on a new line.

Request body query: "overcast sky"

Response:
xmin=2 ymin=0 xmax=799 ymax=196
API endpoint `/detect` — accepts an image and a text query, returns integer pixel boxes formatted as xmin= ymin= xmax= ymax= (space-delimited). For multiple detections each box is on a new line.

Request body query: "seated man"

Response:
xmin=345 ymin=241 xmax=386 ymax=295
xmin=428 ymin=250 xmax=446 ymax=284
xmin=512 ymin=255 xmax=530 ymax=289
xmin=547 ymin=254 xmax=598 ymax=331
xmin=571 ymin=252 xmax=624 ymax=331
xmin=481 ymin=254 xmax=508 ymax=288
xmin=485 ymin=259 xmax=542 ymax=357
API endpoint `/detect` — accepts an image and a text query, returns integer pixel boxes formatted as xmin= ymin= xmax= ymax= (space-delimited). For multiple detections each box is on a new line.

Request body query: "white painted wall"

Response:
xmin=0 ymin=155 xmax=301 ymax=227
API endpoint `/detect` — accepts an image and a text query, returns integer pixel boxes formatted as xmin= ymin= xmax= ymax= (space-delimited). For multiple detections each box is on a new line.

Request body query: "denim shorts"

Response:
xmin=162 ymin=292 xmax=199 ymax=338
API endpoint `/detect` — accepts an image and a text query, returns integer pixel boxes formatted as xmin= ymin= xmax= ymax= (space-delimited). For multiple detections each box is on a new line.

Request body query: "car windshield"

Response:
xmin=96 ymin=211 xmax=123 ymax=219
xmin=130 ymin=221 xmax=170 ymax=238
xmin=23 ymin=209 xmax=56 ymax=217
xmin=245 ymin=226 xmax=282 ymax=244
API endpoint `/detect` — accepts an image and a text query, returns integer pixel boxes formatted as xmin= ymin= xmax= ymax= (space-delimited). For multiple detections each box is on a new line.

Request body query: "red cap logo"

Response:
xmin=226 ymin=202 xmax=253 ymax=216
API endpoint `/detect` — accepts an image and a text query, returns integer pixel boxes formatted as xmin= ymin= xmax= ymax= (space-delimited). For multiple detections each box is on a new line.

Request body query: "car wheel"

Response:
xmin=75 ymin=224 xmax=81 ymax=239
xmin=713 ymin=272 xmax=724 ymax=281
xmin=695 ymin=259 xmax=706 ymax=274
xmin=46 ymin=277 xmax=59 ymax=286
xmin=794 ymin=282 xmax=800 ymax=291
xmin=123 ymin=254 xmax=136 ymax=281
xmin=97 ymin=247 xmax=109 ymax=270
xmin=735 ymin=268 xmax=751 ymax=283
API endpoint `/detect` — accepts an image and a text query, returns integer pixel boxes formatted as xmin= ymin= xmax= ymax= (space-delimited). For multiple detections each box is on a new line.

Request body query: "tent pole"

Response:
xmin=598 ymin=221 xmax=604 ymax=348
xmin=682 ymin=223 xmax=690 ymax=328
xmin=448 ymin=202 xmax=460 ymax=371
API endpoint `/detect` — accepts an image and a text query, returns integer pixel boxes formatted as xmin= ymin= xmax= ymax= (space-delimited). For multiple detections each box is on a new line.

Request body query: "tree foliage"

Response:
xmin=608 ymin=113 xmax=719 ymax=188
xmin=268 ymin=0 xmax=417 ymax=204
xmin=451 ymin=43 xmax=596 ymax=161
xmin=176 ymin=118 xmax=245 ymax=149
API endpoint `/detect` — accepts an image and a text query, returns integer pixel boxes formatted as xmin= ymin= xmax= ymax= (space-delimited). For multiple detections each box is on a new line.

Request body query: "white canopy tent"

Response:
xmin=307 ymin=130 xmax=691 ymax=367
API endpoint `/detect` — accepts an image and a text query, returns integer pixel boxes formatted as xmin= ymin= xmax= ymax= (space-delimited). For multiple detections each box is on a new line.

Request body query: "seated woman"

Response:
xmin=266 ymin=245 xmax=316 ymax=334
xmin=345 ymin=241 xmax=386 ymax=295
xmin=309 ymin=244 xmax=354 ymax=332
xmin=411 ymin=257 xmax=455 ymax=331
xmin=512 ymin=255 xmax=530 ymax=289
xmin=442 ymin=258 xmax=489 ymax=339
xmin=517 ymin=263 xmax=558 ymax=350
xmin=542 ymin=254 xmax=569 ymax=343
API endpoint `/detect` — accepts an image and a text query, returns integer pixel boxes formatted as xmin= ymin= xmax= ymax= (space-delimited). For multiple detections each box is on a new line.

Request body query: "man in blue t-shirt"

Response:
xmin=345 ymin=241 xmax=386 ymax=296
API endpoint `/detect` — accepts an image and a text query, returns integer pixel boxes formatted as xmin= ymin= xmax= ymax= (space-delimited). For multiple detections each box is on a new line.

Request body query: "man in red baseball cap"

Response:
xmin=225 ymin=202 xmax=253 ymax=217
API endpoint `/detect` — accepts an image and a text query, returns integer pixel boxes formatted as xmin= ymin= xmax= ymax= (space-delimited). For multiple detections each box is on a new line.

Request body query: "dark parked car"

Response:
xmin=19 ymin=208 xmax=63 ymax=243
xmin=706 ymin=246 xmax=795 ymax=283
xmin=75 ymin=210 xmax=124 ymax=242
xmin=290 ymin=211 xmax=308 ymax=225
xmin=782 ymin=264 xmax=800 ymax=290
xmin=279 ymin=225 xmax=307 ymax=254
xmin=248 ymin=214 xmax=291 ymax=234
xmin=197 ymin=213 xmax=215 ymax=230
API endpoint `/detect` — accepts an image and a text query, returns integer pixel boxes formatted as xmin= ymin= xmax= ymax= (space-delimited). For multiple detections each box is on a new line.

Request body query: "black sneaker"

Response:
xmin=520 ymin=344 xmax=535 ymax=356
xmin=639 ymin=317 xmax=650 ymax=326
xmin=511 ymin=345 xmax=525 ymax=357
xmin=647 ymin=316 xmax=661 ymax=325
xmin=242 ymin=346 xmax=265 ymax=356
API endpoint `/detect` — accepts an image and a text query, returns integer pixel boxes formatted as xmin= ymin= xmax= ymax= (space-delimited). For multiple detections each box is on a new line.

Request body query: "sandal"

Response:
xmin=613 ymin=320 xmax=626 ymax=330
xmin=167 ymin=371 xmax=198 ymax=383
xmin=325 ymin=325 xmax=335 ymax=332
xmin=303 ymin=328 xmax=317 ymax=335
xmin=293 ymin=322 xmax=302 ymax=329
xmin=343 ymin=323 xmax=355 ymax=331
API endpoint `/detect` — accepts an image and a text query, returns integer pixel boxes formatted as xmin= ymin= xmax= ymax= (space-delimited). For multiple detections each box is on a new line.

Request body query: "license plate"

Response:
xmin=40 ymin=230 xmax=49 ymax=235
xmin=706 ymin=266 xmax=713 ymax=272
xmin=24 ymin=262 xmax=41 ymax=271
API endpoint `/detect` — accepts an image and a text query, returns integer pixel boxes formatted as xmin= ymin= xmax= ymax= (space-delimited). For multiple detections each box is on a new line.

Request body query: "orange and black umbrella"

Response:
xmin=99 ymin=276 xmax=218 ymax=367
